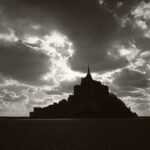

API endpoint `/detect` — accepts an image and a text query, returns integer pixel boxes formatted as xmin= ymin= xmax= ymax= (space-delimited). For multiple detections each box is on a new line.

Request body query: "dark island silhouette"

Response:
xmin=30 ymin=66 xmax=137 ymax=118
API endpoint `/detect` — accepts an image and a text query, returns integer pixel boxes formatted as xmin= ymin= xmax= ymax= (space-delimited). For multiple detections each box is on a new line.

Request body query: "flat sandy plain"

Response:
xmin=0 ymin=119 xmax=149 ymax=150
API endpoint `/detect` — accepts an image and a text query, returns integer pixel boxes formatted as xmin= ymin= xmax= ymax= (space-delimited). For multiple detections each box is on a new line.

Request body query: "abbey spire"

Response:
xmin=88 ymin=64 xmax=90 ymax=75
xmin=86 ymin=64 xmax=92 ymax=80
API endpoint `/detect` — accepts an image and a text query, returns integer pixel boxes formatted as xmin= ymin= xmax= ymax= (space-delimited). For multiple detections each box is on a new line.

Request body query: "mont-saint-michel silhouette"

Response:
xmin=30 ymin=66 xmax=137 ymax=118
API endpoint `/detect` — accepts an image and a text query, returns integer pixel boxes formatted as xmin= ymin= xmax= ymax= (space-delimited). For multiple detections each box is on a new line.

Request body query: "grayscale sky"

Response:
xmin=0 ymin=0 xmax=149 ymax=116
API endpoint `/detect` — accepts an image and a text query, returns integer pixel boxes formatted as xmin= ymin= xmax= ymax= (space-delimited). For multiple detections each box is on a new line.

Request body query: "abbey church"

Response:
xmin=30 ymin=66 xmax=137 ymax=118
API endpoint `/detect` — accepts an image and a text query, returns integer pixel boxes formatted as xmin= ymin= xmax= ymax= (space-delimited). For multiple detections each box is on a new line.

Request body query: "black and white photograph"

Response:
xmin=0 ymin=0 xmax=150 ymax=149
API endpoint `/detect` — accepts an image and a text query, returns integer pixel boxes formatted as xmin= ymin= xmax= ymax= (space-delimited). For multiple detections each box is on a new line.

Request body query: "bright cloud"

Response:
xmin=0 ymin=28 xmax=18 ymax=42
xmin=131 ymin=2 xmax=150 ymax=38
xmin=132 ymin=2 xmax=150 ymax=20
xmin=99 ymin=0 xmax=105 ymax=6
xmin=23 ymin=31 xmax=80 ymax=84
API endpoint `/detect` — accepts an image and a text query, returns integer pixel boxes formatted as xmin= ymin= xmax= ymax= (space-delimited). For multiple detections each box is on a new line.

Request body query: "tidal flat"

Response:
xmin=0 ymin=119 xmax=149 ymax=150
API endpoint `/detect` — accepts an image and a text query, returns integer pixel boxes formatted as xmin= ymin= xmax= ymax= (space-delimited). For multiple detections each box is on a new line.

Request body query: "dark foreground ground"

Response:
xmin=0 ymin=119 xmax=149 ymax=150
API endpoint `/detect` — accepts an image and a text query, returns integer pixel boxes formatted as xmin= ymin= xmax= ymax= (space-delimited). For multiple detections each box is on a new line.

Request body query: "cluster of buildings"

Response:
xmin=30 ymin=66 xmax=137 ymax=118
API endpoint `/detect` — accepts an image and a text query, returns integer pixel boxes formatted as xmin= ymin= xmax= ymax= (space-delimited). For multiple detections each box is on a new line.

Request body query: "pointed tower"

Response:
xmin=86 ymin=64 xmax=92 ymax=80
xmin=81 ymin=64 xmax=93 ymax=85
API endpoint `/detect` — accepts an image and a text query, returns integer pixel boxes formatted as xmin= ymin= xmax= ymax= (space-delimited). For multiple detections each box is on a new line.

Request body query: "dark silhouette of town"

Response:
xmin=30 ymin=66 xmax=137 ymax=118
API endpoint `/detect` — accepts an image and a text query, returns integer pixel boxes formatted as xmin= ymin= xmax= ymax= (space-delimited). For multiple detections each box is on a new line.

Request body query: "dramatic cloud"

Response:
xmin=0 ymin=41 xmax=51 ymax=85
xmin=113 ymin=68 xmax=149 ymax=89
xmin=0 ymin=89 xmax=27 ymax=103
xmin=0 ymin=0 xmax=132 ymax=73
xmin=0 ymin=0 xmax=149 ymax=116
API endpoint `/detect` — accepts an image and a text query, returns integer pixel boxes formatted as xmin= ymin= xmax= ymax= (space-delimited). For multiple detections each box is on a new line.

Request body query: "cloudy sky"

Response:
xmin=0 ymin=0 xmax=150 ymax=116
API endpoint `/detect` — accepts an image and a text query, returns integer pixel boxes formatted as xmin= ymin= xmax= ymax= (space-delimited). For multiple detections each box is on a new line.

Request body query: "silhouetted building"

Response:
xmin=30 ymin=66 xmax=137 ymax=118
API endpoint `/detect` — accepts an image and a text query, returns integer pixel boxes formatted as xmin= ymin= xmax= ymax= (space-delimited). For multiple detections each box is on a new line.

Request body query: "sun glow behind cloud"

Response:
xmin=23 ymin=31 xmax=80 ymax=84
